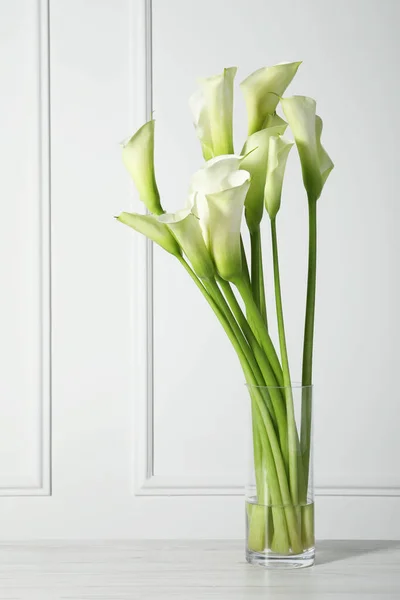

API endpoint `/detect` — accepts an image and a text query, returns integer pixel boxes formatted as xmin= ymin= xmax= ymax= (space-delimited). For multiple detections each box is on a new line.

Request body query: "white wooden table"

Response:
xmin=0 ymin=541 xmax=399 ymax=599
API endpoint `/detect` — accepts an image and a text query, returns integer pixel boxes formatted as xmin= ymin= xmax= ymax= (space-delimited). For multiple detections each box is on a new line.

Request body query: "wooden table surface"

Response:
xmin=0 ymin=540 xmax=399 ymax=599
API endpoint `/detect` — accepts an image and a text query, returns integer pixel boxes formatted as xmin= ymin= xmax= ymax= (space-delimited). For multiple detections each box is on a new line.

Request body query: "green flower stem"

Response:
xmin=215 ymin=277 xmax=294 ymax=551
xmin=251 ymin=412 xmax=265 ymax=504
xmin=176 ymin=260 xmax=261 ymax=399
xmin=271 ymin=218 xmax=299 ymax=507
xmin=271 ymin=220 xmax=314 ymax=547
xmin=204 ymin=280 xmax=277 ymax=424
xmin=177 ymin=256 xmax=299 ymax=552
xmin=249 ymin=397 xmax=290 ymax=554
xmin=247 ymin=407 xmax=275 ymax=553
xmin=301 ymin=199 xmax=317 ymax=494
xmin=205 ymin=279 xmax=263 ymax=384
xmin=250 ymin=381 xmax=302 ymax=554
xmin=250 ymin=227 xmax=268 ymax=326
xmin=234 ymin=278 xmax=284 ymax=387
xmin=217 ymin=277 xmax=289 ymax=467
xmin=240 ymin=236 xmax=251 ymax=288
xmin=258 ymin=254 xmax=267 ymax=326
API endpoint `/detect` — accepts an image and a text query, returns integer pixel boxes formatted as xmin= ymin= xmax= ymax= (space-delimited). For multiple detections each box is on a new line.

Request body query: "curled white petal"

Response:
xmin=191 ymin=192 xmax=210 ymax=248
xmin=190 ymin=67 xmax=237 ymax=158
xmin=189 ymin=89 xmax=213 ymax=160
xmin=158 ymin=208 xmax=192 ymax=224
xmin=159 ymin=210 xmax=214 ymax=280
xmin=190 ymin=154 xmax=244 ymax=195
xmin=241 ymin=122 xmax=288 ymax=231
xmin=117 ymin=213 xmax=180 ymax=255
xmin=189 ymin=155 xmax=248 ymax=250
xmin=121 ymin=121 xmax=163 ymax=215
xmin=281 ymin=96 xmax=334 ymax=200
xmin=205 ymin=172 xmax=251 ymax=281
xmin=200 ymin=67 xmax=237 ymax=156
xmin=315 ymin=116 xmax=334 ymax=186
xmin=240 ymin=62 xmax=301 ymax=135
xmin=264 ymin=136 xmax=294 ymax=219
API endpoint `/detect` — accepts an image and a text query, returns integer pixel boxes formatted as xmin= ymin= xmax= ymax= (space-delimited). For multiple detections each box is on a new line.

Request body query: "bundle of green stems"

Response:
xmin=177 ymin=215 xmax=315 ymax=554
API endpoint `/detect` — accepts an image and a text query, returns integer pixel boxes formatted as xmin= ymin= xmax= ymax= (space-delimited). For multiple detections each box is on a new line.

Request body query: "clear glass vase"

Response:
xmin=245 ymin=384 xmax=314 ymax=569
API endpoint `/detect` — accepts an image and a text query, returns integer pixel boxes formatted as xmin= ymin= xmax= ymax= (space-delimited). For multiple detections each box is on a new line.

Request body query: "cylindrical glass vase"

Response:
xmin=245 ymin=384 xmax=314 ymax=569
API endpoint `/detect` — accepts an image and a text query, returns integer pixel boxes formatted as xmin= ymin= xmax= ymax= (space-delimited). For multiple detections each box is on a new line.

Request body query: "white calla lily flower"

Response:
xmin=189 ymin=67 xmax=237 ymax=158
xmin=264 ymin=136 xmax=294 ymax=220
xmin=240 ymin=62 xmax=301 ymax=135
xmin=280 ymin=96 xmax=334 ymax=201
xmin=205 ymin=170 xmax=251 ymax=282
xmin=189 ymin=154 xmax=244 ymax=247
xmin=241 ymin=122 xmax=288 ymax=232
xmin=121 ymin=120 xmax=163 ymax=215
xmin=159 ymin=209 xmax=215 ymax=280
xmin=116 ymin=213 xmax=180 ymax=256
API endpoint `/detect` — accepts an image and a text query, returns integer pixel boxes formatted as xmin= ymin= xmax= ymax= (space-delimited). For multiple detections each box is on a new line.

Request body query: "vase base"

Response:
xmin=246 ymin=546 xmax=315 ymax=569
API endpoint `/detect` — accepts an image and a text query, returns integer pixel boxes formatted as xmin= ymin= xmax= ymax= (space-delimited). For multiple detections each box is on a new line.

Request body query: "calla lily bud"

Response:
xmin=116 ymin=213 xmax=180 ymax=256
xmin=121 ymin=120 xmax=164 ymax=215
xmin=280 ymin=96 xmax=334 ymax=201
xmin=159 ymin=209 xmax=215 ymax=280
xmin=241 ymin=122 xmax=288 ymax=232
xmin=205 ymin=171 xmax=250 ymax=282
xmin=189 ymin=67 xmax=237 ymax=159
xmin=240 ymin=62 xmax=301 ymax=135
xmin=264 ymin=136 xmax=294 ymax=220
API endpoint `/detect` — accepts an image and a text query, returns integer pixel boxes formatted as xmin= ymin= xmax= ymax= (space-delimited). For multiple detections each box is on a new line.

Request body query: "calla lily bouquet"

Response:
xmin=117 ymin=62 xmax=333 ymax=560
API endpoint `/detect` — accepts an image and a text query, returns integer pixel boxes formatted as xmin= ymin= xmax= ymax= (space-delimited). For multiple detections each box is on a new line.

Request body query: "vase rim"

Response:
xmin=246 ymin=381 xmax=313 ymax=390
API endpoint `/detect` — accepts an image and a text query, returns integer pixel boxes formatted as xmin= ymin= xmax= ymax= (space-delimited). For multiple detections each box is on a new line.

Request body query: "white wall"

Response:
xmin=0 ymin=0 xmax=399 ymax=540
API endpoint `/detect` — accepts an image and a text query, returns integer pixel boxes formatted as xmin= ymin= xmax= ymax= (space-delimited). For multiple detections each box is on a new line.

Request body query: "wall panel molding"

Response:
xmin=132 ymin=0 xmax=154 ymax=495
xmin=0 ymin=0 xmax=51 ymax=496
xmin=133 ymin=0 xmax=400 ymax=499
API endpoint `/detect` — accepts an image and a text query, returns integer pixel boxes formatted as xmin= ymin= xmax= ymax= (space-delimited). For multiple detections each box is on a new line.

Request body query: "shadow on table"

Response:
xmin=316 ymin=540 xmax=400 ymax=566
